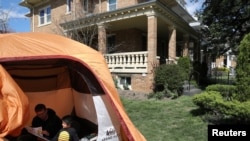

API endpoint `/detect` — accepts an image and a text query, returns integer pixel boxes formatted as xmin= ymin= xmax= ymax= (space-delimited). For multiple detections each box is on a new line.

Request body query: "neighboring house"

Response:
xmin=211 ymin=53 xmax=237 ymax=69
xmin=206 ymin=50 xmax=237 ymax=76
xmin=20 ymin=0 xmax=201 ymax=93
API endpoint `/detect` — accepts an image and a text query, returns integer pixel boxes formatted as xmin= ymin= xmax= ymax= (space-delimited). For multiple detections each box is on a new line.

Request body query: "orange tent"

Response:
xmin=0 ymin=32 xmax=146 ymax=141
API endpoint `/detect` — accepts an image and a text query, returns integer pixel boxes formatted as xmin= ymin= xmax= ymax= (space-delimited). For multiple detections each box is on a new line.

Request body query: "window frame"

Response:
xmin=38 ymin=5 xmax=51 ymax=26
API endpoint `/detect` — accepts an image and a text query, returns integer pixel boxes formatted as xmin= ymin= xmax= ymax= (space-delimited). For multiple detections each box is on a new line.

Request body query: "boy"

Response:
xmin=51 ymin=115 xmax=79 ymax=141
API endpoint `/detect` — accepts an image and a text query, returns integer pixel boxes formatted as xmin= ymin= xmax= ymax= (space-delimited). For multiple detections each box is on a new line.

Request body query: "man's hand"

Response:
xmin=26 ymin=127 xmax=33 ymax=133
xmin=42 ymin=130 xmax=50 ymax=136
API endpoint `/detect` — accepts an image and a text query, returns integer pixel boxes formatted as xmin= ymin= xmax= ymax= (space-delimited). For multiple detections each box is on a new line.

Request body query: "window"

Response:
xmin=108 ymin=0 xmax=116 ymax=11
xmin=120 ymin=77 xmax=131 ymax=85
xmin=119 ymin=76 xmax=131 ymax=90
xmin=66 ymin=0 xmax=72 ymax=13
xmin=39 ymin=6 xmax=51 ymax=26
xmin=83 ymin=0 xmax=88 ymax=12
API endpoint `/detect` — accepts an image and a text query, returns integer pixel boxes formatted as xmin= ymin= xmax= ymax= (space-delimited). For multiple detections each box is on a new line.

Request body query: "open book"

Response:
xmin=25 ymin=126 xmax=49 ymax=141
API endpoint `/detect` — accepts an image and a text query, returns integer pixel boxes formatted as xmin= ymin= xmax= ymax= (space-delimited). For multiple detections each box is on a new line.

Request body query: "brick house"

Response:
xmin=20 ymin=0 xmax=201 ymax=93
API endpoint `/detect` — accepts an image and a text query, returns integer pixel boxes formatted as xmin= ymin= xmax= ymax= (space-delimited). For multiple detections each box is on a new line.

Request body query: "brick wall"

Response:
xmin=32 ymin=0 xmax=68 ymax=33
xmin=113 ymin=73 xmax=154 ymax=93
xmin=131 ymin=74 xmax=153 ymax=93
xmin=31 ymin=0 xmax=146 ymax=33
xmin=117 ymin=0 xmax=137 ymax=8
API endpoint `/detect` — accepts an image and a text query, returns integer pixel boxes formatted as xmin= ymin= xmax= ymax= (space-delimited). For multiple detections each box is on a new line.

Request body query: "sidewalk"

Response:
xmin=182 ymin=81 xmax=203 ymax=96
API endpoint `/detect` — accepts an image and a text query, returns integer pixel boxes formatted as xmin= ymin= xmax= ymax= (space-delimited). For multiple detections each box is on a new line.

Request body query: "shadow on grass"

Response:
xmin=190 ymin=108 xmax=250 ymax=125
xmin=190 ymin=108 xmax=206 ymax=116
xmin=206 ymin=117 xmax=250 ymax=125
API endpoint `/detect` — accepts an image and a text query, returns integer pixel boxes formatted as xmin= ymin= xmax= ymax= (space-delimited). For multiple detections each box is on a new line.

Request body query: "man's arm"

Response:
xmin=45 ymin=115 xmax=62 ymax=138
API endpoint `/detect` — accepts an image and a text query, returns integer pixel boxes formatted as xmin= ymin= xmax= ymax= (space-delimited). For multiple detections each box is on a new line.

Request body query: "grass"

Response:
xmin=121 ymin=95 xmax=208 ymax=141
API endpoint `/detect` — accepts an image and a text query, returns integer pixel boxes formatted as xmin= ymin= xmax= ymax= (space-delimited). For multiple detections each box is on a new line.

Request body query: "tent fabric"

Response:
xmin=0 ymin=32 xmax=146 ymax=141
xmin=0 ymin=65 xmax=30 ymax=137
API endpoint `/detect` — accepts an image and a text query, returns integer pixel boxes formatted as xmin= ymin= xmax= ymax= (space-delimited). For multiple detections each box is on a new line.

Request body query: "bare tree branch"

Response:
xmin=0 ymin=8 xmax=11 ymax=33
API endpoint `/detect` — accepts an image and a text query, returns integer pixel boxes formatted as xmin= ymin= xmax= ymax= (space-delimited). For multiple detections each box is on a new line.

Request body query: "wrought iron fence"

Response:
xmin=208 ymin=69 xmax=236 ymax=85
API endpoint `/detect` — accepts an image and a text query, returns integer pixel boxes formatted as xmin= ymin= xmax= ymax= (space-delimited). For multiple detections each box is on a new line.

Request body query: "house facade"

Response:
xmin=20 ymin=0 xmax=201 ymax=93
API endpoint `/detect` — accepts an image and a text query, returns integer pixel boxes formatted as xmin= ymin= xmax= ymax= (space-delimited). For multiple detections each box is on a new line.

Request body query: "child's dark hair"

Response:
xmin=62 ymin=115 xmax=73 ymax=126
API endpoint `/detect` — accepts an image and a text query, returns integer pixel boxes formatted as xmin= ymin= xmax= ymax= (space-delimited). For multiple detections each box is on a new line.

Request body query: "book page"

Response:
xmin=25 ymin=126 xmax=49 ymax=141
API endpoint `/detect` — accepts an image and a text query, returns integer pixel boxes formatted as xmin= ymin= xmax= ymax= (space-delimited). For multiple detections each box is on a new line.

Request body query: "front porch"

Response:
xmin=60 ymin=1 xmax=201 ymax=92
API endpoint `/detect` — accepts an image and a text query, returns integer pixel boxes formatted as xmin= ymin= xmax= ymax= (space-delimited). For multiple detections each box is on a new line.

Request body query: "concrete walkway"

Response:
xmin=182 ymin=81 xmax=203 ymax=96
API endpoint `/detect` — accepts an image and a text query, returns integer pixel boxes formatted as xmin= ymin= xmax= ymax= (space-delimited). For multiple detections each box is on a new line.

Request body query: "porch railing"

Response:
xmin=104 ymin=51 xmax=148 ymax=73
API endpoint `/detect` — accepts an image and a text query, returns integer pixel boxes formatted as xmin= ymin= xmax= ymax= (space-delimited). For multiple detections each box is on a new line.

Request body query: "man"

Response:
xmin=17 ymin=104 xmax=62 ymax=141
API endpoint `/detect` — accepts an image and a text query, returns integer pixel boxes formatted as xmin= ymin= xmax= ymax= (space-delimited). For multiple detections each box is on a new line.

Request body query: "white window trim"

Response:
xmin=108 ymin=0 xmax=117 ymax=11
xmin=38 ymin=5 xmax=51 ymax=26
xmin=66 ymin=0 xmax=72 ymax=14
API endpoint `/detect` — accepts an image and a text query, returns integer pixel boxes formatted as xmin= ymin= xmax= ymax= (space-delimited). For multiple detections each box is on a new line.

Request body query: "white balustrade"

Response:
xmin=104 ymin=51 xmax=148 ymax=73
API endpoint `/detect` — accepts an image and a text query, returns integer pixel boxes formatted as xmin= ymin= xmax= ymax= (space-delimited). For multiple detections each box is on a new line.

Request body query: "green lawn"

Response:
xmin=121 ymin=96 xmax=208 ymax=141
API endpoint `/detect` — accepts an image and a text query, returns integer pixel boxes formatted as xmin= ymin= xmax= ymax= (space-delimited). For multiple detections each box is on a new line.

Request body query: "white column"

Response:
xmin=226 ymin=51 xmax=231 ymax=68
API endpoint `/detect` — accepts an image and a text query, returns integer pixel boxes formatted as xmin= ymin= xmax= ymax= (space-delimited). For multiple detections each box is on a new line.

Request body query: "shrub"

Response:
xmin=154 ymin=64 xmax=186 ymax=94
xmin=217 ymin=100 xmax=250 ymax=122
xmin=205 ymin=84 xmax=237 ymax=100
xmin=177 ymin=57 xmax=191 ymax=79
xmin=192 ymin=91 xmax=223 ymax=111
xmin=236 ymin=33 xmax=250 ymax=101
xmin=192 ymin=91 xmax=250 ymax=123
xmin=148 ymin=84 xmax=179 ymax=100
xmin=148 ymin=91 xmax=165 ymax=100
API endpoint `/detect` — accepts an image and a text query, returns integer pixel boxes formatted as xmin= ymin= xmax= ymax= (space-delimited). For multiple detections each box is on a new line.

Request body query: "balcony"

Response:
xmin=104 ymin=51 xmax=148 ymax=73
